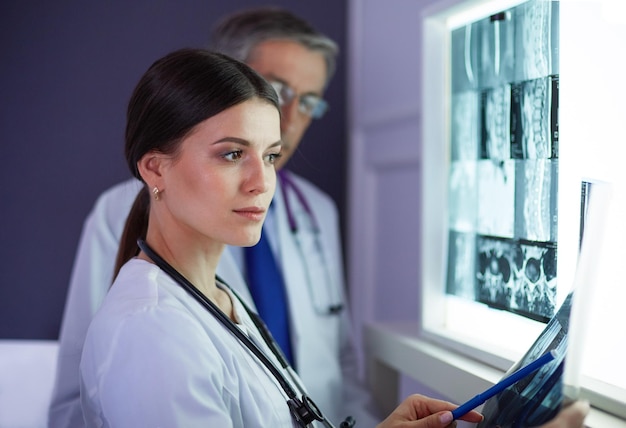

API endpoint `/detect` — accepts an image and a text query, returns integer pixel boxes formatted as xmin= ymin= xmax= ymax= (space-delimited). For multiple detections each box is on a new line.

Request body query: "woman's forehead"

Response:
xmin=185 ymin=100 xmax=281 ymax=145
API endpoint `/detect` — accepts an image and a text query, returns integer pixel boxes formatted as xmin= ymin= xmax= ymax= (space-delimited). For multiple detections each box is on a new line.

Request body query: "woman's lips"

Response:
xmin=233 ymin=207 xmax=266 ymax=222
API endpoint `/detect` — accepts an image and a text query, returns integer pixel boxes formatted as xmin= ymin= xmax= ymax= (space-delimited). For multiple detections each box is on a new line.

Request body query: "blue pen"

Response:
xmin=451 ymin=350 xmax=557 ymax=420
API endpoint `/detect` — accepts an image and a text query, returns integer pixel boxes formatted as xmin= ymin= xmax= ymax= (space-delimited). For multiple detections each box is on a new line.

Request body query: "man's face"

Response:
xmin=246 ymin=39 xmax=328 ymax=170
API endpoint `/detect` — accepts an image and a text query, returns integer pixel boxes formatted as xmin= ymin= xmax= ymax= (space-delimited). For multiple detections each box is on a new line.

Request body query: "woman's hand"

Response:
xmin=536 ymin=401 xmax=589 ymax=428
xmin=376 ymin=394 xmax=483 ymax=428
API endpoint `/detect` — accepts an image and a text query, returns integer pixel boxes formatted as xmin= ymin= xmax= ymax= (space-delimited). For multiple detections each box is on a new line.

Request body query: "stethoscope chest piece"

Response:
xmin=288 ymin=394 xmax=325 ymax=427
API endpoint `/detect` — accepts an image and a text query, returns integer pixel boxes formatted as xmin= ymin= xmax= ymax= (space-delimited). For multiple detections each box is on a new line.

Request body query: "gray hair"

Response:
xmin=210 ymin=7 xmax=339 ymax=85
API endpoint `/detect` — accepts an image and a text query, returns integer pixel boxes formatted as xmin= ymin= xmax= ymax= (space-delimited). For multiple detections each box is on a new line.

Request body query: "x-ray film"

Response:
xmin=446 ymin=230 xmax=477 ymax=299
xmin=510 ymin=76 xmax=558 ymax=160
xmin=477 ymin=180 xmax=608 ymax=427
xmin=477 ymin=293 xmax=572 ymax=427
xmin=514 ymin=159 xmax=558 ymax=242
xmin=446 ymin=0 xmax=560 ymax=323
xmin=476 ymin=235 xmax=556 ymax=322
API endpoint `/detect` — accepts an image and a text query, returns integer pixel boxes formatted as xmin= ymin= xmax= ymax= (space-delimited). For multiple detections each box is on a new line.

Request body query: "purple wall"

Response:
xmin=0 ymin=1 xmax=347 ymax=339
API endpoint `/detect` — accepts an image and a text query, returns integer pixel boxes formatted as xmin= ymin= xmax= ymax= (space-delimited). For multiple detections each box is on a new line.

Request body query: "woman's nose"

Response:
xmin=246 ymin=157 xmax=272 ymax=194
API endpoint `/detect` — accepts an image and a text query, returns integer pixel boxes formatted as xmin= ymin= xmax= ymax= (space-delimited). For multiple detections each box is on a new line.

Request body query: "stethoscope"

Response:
xmin=137 ymin=239 xmax=355 ymax=428
xmin=278 ymin=170 xmax=344 ymax=315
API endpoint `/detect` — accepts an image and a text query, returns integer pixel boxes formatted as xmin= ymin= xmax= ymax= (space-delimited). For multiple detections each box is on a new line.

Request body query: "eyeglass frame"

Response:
xmin=268 ymin=80 xmax=329 ymax=119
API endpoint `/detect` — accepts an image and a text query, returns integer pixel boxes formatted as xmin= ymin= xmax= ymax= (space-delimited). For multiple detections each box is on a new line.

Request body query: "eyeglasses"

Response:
xmin=269 ymin=80 xmax=328 ymax=119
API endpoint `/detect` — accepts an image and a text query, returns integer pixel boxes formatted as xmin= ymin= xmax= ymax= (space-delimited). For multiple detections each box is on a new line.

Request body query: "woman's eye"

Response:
xmin=223 ymin=150 xmax=243 ymax=162
xmin=266 ymin=152 xmax=282 ymax=164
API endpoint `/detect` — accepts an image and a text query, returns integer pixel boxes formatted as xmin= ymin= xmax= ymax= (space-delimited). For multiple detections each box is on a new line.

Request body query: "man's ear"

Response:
xmin=137 ymin=151 xmax=167 ymax=190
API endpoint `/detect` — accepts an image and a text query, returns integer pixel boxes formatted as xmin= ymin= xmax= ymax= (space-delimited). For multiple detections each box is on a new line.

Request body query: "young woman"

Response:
xmin=77 ymin=48 xmax=583 ymax=427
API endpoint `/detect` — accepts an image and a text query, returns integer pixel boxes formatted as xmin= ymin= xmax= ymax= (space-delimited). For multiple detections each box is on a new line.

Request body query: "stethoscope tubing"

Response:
xmin=279 ymin=170 xmax=320 ymax=233
xmin=278 ymin=170 xmax=344 ymax=315
xmin=136 ymin=239 xmax=336 ymax=428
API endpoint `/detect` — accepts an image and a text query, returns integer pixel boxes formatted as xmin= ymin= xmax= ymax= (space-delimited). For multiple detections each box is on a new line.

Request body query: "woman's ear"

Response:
xmin=137 ymin=151 xmax=166 ymax=190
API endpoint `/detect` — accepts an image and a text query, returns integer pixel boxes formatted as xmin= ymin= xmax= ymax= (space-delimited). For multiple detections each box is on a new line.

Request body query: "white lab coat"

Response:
xmin=49 ymin=173 xmax=381 ymax=427
xmin=80 ymin=258 xmax=298 ymax=428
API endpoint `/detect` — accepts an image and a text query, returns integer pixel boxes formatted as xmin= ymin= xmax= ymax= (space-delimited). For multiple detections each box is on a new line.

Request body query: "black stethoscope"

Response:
xmin=278 ymin=170 xmax=344 ymax=315
xmin=137 ymin=239 xmax=355 ymax=428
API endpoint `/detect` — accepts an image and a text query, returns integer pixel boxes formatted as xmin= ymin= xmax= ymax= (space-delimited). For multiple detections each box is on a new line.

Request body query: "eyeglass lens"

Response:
xmin=270 ymin=81 xmax=328 ymax=119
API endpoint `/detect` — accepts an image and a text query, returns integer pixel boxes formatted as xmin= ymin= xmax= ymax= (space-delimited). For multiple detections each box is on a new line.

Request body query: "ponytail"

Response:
xmin=112 ymin=186 xmax=150 ymax=282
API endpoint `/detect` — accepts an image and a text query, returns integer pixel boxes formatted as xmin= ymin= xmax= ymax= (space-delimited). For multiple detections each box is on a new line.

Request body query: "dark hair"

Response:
xmin=210 ymin=7 xmax=338 ymax=85
xmin=113 ymin=48 xmax=279 ymax=278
